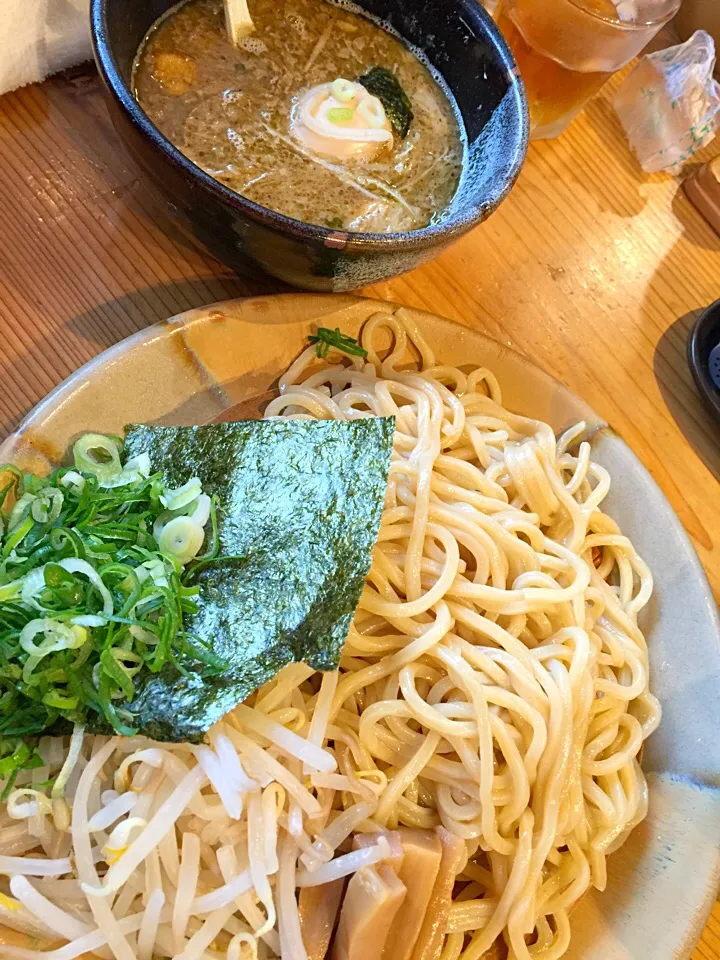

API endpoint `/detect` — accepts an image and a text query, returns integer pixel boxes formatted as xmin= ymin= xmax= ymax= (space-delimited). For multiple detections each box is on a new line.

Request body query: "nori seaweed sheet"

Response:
xmin=358 ymin=66 xmax=414 ymax=139
xmin=121 ymin=418 xmax=394 ymax=742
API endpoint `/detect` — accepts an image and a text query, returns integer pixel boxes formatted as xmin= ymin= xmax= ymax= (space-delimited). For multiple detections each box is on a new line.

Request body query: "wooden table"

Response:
xmin=0 ymin=58 xmax=718 ymax=956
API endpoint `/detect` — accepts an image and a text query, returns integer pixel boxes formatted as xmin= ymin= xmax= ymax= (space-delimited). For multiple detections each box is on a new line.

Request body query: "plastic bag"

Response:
xmin=613 ymin=30 xmax=720 ymax=173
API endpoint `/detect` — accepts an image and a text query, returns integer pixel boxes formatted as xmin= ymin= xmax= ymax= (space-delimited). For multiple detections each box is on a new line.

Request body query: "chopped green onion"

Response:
xmin=22 ymin=568 xmax=51 ymax=606
xmin=31 ymin=489 xmax=64 ymax=524
xmin=357 ymin=96 xmax=386 ymax=130
xmin=19 ymin=619 xmax=87 ymax=675
xmin=43 ymin=563 xmax=74 ymax=589
xmin=135 ymin=557 xmax=170 ymax=588
xmin=0 ymin=433 xmax=221 ymax=784
xmin=124 ymin=453 xmax=151 ymax=478
xmin=100 ymin=649 xmax=136 ymax=701
xmin=57 ymin=559 xmax=113 ymax=617
xmin=3 ymin=514 xmax=34 ymax=557
xmin=72 ymin=615 xmax=106 ymax=628
xmin=129 ymin=623 xmax=158 ymax=645
xmin=59 ymin=471 xmax=85 ymax=494
xmin=161 ymin=477 xmax=202 ymax=511
xmin=42 ymin=691 xmax=78 ymax=710
xmin=308 ymin=327 xmax=368 ymax=360
xmin=73 ymin=434 xmax=122 ymax=483
xmin=327 ymin=106 xmax=353 ymax=125
xmin=331 ymin=78 xmax=356 ymax=102
xmin=159 ymin=517 xmax=205 ymax=566
xmin=8 ymin=493 xmax=36 ymax=533
xmin=0 ymin=576 xmax=25 ymax=603
xmin=190 ymin=494 xmax=212 ymax=528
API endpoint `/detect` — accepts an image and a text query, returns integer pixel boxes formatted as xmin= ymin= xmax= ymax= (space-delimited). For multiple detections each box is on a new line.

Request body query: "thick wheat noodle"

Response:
xmin=0 ymin=309 xmax=660 ymax=960
xmin=265 ymin=309 xmax=660 ymax=959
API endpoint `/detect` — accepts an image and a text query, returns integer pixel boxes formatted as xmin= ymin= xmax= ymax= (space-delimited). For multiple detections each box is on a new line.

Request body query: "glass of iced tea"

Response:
xmin=495 ymin=0 xmax=682 ymax=139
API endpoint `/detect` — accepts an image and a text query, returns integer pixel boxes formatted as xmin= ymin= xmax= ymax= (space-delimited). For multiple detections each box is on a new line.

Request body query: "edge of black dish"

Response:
xmin=90 ymin=0 xmax=529 ymax=291
xmin=688 ymin=300 xmax=720 ymax=422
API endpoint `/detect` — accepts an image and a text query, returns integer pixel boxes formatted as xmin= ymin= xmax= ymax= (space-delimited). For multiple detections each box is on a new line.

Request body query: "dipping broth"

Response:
xmin=133 ymin=0 xmax=465 ymax=233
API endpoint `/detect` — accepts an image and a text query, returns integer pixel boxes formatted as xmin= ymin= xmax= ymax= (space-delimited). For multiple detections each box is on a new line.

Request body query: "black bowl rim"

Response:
xmin=687 ymin=299 xmax=720 ymax=422
xmin=90 ymin=0 xmax=529 ymax=251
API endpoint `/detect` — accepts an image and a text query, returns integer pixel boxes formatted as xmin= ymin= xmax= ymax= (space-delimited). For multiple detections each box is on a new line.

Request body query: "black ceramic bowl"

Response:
xmin=91 ymin=0 xmax=528 ymax=292
xmin=688 ymin=300 xmax=720 ymax=423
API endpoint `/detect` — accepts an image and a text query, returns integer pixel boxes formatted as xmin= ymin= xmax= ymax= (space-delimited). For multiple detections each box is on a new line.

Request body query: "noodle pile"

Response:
xmin=0 ymin=309 xmax=660 ymax=960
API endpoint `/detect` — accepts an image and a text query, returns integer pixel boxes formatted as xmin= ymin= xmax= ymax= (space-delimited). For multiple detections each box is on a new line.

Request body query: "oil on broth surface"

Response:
xmin=134 ymin=0 xmax=464 ymax=232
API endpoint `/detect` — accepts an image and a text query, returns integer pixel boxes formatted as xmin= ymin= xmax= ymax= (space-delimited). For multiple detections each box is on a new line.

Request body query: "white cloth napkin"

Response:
xmin=0 ymin=0 xmax=91 ymax=96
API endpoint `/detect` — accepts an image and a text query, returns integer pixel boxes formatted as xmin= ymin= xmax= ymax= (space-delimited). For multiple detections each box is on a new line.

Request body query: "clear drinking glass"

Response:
xmin=494 ymin=0 xmax=682 ymax=139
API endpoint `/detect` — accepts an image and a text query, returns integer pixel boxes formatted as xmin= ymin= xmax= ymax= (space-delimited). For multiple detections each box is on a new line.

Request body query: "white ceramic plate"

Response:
xmin=2 ymin=294 xmax=719 ymax=959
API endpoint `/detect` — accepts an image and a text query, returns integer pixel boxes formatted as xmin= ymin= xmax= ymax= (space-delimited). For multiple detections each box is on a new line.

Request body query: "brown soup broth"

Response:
xmin=133 ymin=0 xmax=466 ymax=232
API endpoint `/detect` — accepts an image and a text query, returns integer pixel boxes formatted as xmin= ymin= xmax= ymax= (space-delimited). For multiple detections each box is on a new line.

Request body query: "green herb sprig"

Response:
xmin=308 ymin=327 xmax=368 ymax=360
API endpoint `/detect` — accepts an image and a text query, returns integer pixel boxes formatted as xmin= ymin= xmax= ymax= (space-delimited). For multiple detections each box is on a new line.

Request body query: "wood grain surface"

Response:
xmin=0 ymin=52 xmax=717 ymax=958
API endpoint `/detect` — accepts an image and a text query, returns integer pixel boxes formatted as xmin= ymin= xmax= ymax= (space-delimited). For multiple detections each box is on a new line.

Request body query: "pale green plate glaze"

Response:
xmin=1 ymin=294 xmax=718 ymax=960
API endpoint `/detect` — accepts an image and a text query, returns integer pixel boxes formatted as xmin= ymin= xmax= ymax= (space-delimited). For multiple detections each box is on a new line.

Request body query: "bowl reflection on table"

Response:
xmin=90 ymin=0 xmax=528 ymax=292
